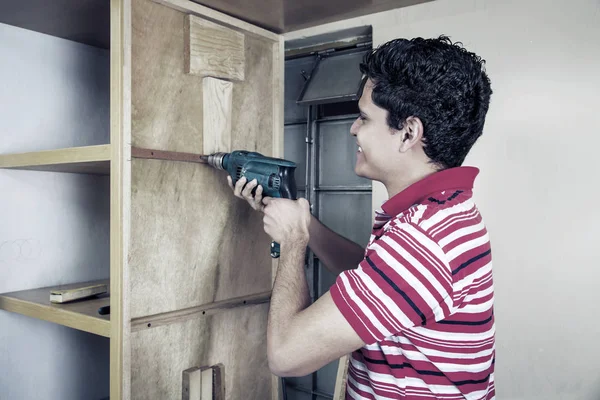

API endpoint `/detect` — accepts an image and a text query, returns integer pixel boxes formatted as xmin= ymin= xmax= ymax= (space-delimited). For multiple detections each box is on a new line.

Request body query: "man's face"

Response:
xmin=350 ymin=79 xmax=399 ymax=182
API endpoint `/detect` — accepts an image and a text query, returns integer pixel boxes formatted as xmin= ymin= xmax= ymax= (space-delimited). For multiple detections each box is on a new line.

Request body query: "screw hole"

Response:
xmin=243 ymin=300 xmax=247 ymax=304
xmin=147 ymin=323 xmax=151 ymax=327
xmin=202 ymin=311 xmax=206 ymax=315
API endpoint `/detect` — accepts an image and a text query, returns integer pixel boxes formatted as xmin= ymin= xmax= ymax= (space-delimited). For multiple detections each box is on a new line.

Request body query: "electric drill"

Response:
xmin=202 ymin=150 xmax=298 ymax=258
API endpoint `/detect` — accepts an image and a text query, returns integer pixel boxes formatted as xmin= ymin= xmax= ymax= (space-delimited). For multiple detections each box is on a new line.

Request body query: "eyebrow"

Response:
xmin=358 ymin=106 xmax=369 ymax=118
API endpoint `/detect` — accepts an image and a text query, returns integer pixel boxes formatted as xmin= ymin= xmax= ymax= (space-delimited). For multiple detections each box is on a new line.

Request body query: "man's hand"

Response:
xmin=262 ymin=197 xmax=311 ymax=246
xmin=227 ymin=176 xmax=264 ymax=212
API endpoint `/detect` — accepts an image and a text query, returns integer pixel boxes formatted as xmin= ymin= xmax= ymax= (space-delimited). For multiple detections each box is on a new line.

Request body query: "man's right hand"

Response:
xmin=227 ymin=176 xmax=265 ymax=212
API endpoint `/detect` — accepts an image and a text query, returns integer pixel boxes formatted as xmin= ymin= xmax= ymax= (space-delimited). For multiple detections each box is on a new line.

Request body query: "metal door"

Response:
xmin=282 ymin=50 xmax=372 ymax=400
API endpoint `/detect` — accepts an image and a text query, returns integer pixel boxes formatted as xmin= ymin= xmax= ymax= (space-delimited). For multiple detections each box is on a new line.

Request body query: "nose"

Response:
xmin=350 ymin=117 xmax=360 ymax=136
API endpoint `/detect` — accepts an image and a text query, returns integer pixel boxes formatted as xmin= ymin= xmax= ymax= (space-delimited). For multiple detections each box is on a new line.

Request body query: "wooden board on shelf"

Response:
xmin=0 ymin=144 xmax=111 ymax=175
xmin=0 ymin=279 xmax=111 ymax=337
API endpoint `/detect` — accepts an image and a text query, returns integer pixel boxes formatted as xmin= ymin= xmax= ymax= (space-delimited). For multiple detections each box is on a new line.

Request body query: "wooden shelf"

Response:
xmin=0 ymin=279 xmax=111 ymax=337
xmin=0 ymin=144 xmax=111 ymax=175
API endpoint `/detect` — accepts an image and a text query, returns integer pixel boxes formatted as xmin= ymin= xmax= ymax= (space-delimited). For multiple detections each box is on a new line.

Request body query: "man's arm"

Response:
xmin=229 ymin=176 xmax=364 ymax=275
xmin=262 ymin=197 xmax=365 ymax=376
xmin=308 ymin=215 xmax=364 ymax=276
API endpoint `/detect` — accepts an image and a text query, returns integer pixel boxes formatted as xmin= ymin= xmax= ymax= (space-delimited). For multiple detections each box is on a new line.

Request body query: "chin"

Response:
xmin=354 ymin=165 xmax=371 ymax=180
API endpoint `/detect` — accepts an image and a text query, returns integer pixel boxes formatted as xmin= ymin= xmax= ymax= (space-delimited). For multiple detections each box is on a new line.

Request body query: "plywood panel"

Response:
xmin=185 ymin=16 xmax=245 ymax=81
xmin=203 ymin=78 xmax=233 ymax=154
xmin=129 ymin=158 xmax=272 ymax=317
xmin=131 ymin=305 xmax=271 ymax=400
xmin=131 ymin=0 xmax=203 ymax=153
xmin=128 ymin=1 xmax=279 ymax=398
xmin=130 ymin=0 xmax=276 ymax=318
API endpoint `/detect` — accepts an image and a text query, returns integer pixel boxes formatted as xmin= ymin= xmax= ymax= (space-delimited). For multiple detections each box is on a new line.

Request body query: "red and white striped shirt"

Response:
xmin=331 ymin=167 xmax=495 ymax=400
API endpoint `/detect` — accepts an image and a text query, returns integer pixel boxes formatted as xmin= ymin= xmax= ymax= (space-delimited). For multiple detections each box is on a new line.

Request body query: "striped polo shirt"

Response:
xmin=330 ymin=166 xmax=495 ymax=400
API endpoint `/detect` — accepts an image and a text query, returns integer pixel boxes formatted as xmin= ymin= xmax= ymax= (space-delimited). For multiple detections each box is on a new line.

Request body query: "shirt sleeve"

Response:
xmin=330 ymin=223 xmax=454 ymax=344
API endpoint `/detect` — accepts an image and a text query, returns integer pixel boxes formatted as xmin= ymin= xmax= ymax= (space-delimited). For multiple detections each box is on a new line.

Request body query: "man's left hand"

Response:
xmin=262 ymin=197 xmax=311 ymax=245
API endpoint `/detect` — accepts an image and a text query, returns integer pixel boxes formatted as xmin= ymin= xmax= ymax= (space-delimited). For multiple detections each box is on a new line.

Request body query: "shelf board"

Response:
xmin=0 ymin=144 xmax=111 ymax=175
xmin=0 ymin=279 xmax=111 ymax=337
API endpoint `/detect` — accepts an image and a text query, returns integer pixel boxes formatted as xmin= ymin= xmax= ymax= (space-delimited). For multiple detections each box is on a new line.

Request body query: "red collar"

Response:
xmin=381 ymin=167 xmax=479 ymax=216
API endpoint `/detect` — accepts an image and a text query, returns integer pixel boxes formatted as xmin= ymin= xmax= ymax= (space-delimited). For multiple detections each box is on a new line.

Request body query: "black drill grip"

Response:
xmin=270 ymin=167 xmax=297 ymax=259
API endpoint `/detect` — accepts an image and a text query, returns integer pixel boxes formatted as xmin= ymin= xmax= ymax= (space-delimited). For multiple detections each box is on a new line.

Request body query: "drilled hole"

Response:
xmin=243 ymin=301 xmax=247 ymax=304
xmin=147 ymin=323 xmax=151 ymax=327
xmin=151 ymin=152 xmax=154 ymax=155
xmin=202 ymin=311 xmax=206 ymax=315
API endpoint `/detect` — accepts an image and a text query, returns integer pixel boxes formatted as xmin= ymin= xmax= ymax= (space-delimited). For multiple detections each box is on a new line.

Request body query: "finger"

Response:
xmin=255 ymin=185 xmax=263 ymax=201
xmin=262 ymin=197 xmax=272 ymax=206
xmin=233 ymin=177 xmax=247 ymax=197
xmin=242 ymin=179 xmax=258 ymax=199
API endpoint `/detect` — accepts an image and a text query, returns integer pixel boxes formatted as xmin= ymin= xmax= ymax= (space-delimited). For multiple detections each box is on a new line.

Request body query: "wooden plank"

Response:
xmin=0 ymin=279 xmax=111 ymax=337
xmin=203 ymin=78 xmax=233 ymax=153
xmin=200 ymin=367 xmax=213 ymax=400
xmin=131 ymin=291 xmax=271 ymax=332
xmin=131 ymin=305 xmax=271 ymax=400
xmin=185 ymin=16 xmax=245 ymax=81
xmin=182 ymin=367 xmax=202 ymax=400
xmin=131 ymin=147 xmax=208 ymax=164
xmin=271 ymin=35 xmax=285 ymax=400
xmin=110 ymin=0 xmax=132 ymax=398
xmin=333 ymin=355 xmax=350 ymax=400
xmin=152 ymin=0 xmax=279 ymax=41
xmin=0 ymin=144 xmax=110 ymax=174
xmin=183 ymin=365 xmax=223 ymax=400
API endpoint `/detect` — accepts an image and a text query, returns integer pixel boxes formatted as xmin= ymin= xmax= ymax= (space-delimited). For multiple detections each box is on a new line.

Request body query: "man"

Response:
xmin=229 ymin=36 xmax=494 ymax=399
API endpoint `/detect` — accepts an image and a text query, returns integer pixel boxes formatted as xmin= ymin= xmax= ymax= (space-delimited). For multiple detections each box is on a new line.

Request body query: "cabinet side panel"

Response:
xmin=129 ymin=0 xmax=277 ymax=398
xmin=131 ymin=305 xmax=270 ymax=400
xmin=129 ymin=0 xmax=274 ymax=317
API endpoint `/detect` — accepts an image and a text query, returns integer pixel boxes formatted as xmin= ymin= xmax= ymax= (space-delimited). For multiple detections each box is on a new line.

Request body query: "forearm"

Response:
xmin=267 ymin=240 xmax=311 ymax=374
xmin=308 ymin=215 xmax=364 ymax=275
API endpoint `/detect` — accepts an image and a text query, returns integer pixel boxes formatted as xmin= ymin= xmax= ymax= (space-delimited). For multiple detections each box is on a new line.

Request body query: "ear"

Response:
xmin=398 ymin=116 xmax=424 ymax=153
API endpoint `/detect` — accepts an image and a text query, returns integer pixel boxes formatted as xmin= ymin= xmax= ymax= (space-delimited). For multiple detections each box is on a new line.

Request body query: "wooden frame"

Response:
xmin=0 ymin=0 xmax=356 ymax=398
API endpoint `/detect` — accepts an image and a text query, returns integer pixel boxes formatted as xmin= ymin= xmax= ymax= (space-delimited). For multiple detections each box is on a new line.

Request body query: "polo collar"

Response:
xmin=381 ymin=166 xmax=479 ymax=217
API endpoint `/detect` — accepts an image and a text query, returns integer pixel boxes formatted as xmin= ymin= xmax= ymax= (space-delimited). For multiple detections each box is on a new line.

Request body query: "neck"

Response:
xmin=384 ymin=162 xmax=439 ymax=199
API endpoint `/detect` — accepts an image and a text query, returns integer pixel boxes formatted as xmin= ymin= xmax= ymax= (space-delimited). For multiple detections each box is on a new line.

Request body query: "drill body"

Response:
xmin=204 ymin=150 xmax=298 ymax=257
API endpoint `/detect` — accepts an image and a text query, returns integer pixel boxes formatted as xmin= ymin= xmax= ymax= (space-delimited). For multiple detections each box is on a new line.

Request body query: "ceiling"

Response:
xmin=0 ymin=0 xmax=431 ymax=50
xmin=0 ymin=0 xmax=110 ymax=49
xmin=192 ymin=0 xmax=432 ymax=33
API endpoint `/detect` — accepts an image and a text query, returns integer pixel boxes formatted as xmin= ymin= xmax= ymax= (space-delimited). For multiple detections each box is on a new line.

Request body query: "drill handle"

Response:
xmin=270 ymin=166 xmax=298 ymax=259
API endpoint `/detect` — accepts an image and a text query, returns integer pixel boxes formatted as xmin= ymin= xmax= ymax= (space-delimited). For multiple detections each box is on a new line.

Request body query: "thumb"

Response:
xmin=262 ymin=197 xmax=272 ymax=206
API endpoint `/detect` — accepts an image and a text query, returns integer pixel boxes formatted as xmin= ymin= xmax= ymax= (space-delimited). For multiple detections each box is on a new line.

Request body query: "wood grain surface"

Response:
xmin=185 ymin=16 xmax=245 ymax=81
xmin=0 ymin=279 xmax=110 ymax=337
xmin=128 ymin=0 xmax=278 ymax=398
xmin=131 ymin=304 xmax=271 ymax=400
xmin=0 ymin=144 xmax=111 ymax=175
xmin=203 ymin=78 xmax=233 ymax=154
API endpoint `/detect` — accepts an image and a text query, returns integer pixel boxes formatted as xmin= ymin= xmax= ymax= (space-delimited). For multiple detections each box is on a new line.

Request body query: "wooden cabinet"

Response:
xmin=0 ymin=0 xmax=283 ymax=398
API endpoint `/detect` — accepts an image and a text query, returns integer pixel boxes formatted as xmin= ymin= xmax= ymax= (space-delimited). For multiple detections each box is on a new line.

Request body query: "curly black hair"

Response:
xmin=359 ymin=35 xmax=492 ymax=169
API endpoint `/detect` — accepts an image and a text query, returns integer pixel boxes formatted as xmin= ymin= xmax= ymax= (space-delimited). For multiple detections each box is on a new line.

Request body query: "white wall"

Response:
xmin=286 ymin=0 xmax=600 ymax=399
xmin=0 ymin=23 xmax=110 ymax=399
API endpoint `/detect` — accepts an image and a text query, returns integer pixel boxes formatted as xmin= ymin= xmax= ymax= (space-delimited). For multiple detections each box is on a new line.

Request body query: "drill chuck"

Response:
xmin=205 ymin=152 xmax=228 ymax=170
